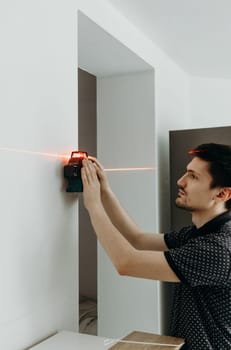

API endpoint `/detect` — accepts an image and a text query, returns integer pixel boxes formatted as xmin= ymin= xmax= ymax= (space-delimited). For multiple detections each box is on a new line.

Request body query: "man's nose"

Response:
xmin=177 ymin=174 xmax=186 ymax=187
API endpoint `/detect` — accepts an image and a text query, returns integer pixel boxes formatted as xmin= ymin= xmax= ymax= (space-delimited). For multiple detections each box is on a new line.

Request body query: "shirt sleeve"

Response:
xmin=164 ymin=236 xmax=231 ymax=287
xmin=164 ymin=226 xmax=192 ymax=249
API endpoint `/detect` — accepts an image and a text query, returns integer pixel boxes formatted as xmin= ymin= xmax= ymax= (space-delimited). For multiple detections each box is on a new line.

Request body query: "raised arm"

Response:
xmin=81 ymin=158 xmax=178 ymax=282
xmin=88 ymin=157 xmax=168 ymax=252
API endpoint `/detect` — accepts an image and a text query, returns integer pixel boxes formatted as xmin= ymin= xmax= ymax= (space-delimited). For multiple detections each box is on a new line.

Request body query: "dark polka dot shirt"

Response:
xmin=164 ymin=210 xmax=231 ymax=350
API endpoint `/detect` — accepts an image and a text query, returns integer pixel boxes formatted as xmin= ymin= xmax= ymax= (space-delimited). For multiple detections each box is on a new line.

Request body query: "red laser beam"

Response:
xmin=0 ymin=147 xmax=157 ymax=172
xmin=104 ymin=167 xmax=156 ymax=172
xmin=0 ymin=147 xmax=70 ymax=161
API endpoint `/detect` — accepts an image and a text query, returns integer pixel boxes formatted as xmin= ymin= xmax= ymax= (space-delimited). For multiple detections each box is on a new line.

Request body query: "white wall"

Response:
xmin=190 ymin=76 xmax=231 ymax=128
xmin=155 ymin=69 xmax=190 ymax=233
xmin=0 ymin=1 xmax=78 ymax=349
xmin=97 ymin=71 xmax=159 ymax=338
xmin=0 ymin=0 xmax=190 ymax=348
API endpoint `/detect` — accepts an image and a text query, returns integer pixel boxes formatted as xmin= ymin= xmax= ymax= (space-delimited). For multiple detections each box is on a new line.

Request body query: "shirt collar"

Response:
xmin=191 ymin=210 xmax=231 ymax=238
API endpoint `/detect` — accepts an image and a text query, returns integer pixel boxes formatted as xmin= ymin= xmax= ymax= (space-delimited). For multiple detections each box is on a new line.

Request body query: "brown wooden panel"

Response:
xmin=109 ymin=331 xmax=184 ymax=350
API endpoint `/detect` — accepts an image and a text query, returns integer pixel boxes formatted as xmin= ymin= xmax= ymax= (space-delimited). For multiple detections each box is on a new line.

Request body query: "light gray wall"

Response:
xmin=97 ymin=71 xmax=160 ymax=338
xmin=190 ymin=76 xmax=231 ymax=128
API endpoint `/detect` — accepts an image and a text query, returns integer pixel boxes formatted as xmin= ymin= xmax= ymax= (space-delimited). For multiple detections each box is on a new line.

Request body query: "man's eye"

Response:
xmin=187 ymin=172 xmax=196 ymax=179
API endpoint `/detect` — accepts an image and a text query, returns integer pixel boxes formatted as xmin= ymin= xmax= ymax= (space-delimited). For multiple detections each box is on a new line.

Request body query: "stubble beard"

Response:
xmin=175 ymin=197 xmax=195 ymax=212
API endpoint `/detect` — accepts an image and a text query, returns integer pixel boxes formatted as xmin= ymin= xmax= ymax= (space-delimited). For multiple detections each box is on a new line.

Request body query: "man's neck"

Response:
xmin=192 ymin=208 xmax=228 ymax=228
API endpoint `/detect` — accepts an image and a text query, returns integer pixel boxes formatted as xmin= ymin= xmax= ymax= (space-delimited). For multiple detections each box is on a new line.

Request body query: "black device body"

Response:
xmin=64 ymin=151 xmax=88 ymax=192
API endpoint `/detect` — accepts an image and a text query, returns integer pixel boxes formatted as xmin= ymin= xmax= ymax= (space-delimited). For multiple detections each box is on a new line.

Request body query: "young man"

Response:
xmin=81 ymin=143 xmax=231 ymax=350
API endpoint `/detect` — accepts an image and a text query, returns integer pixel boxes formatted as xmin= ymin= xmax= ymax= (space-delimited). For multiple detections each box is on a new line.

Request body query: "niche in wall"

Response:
xmin=78 ymin=11 xmax=157 ymax=338
xmin=78 ymin=67 xmax=98 ymax=335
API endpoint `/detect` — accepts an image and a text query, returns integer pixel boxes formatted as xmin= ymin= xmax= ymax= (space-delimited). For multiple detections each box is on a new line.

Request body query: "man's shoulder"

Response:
xmin=164 ymin=225 xmax=194 ymax=249
xmin=210 ymin=221 xmax=231 ymax=241
xmin=165 ymin=225 xmax=193 ymax=235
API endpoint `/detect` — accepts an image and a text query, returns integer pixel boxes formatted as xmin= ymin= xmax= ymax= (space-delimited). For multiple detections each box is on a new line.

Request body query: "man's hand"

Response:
xmin=88 ymin=156 xmax=111 ymax=195
xmin=81 ymin=158 xmax=102 ymax=212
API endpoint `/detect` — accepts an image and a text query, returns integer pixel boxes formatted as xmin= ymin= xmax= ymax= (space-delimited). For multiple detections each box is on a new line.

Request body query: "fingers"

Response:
xmin=82 ymin=159 xmax=98 ymax=183
xmin=81 ymin=164 xmax=88 ymax=186
xmin=83 ymin=157 xmax=107 ymax=188
xmin=86 ymin=158 xmax=103 ymax=179
xmin=88 ymin=156 xmax=104 ymax=172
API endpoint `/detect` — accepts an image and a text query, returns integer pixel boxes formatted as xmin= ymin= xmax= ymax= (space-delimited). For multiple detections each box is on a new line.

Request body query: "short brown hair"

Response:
xmin=189 ymin=143 xmax=231 ymax=209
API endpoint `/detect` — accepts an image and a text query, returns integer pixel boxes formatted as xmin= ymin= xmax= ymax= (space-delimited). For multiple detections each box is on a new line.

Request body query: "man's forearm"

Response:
xmin=101 ymin=189 xmax=168 ymax=252
xmin=87 ymin=203 xmax=177 ymax=282
xmin=87 ymin=202 xmax=134 ymax=274
xmin=100 ymin=188 xmax=141 ymax=246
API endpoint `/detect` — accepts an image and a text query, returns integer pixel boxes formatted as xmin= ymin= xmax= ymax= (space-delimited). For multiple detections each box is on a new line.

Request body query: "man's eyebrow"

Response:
xmin=186 ymin=168 xmax=201 ymax=176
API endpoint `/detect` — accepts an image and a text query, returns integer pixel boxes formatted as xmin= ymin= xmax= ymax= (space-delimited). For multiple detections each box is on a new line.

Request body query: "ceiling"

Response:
xmin=107 ymin=0 xmax=231 ymax=79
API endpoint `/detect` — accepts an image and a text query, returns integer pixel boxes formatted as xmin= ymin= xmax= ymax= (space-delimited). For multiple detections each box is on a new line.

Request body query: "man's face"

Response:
xmin=176 ymin=157 xmax=220 ymax=212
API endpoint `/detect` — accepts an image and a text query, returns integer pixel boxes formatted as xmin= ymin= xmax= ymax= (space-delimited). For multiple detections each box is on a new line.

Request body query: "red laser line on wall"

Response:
xmin=0 ymin=147 xmax=70 ymax=161
xmin=0 ymin=147 xmax=157 ymax=172
xmin=104 ymin=167 xmax=156 ymax=172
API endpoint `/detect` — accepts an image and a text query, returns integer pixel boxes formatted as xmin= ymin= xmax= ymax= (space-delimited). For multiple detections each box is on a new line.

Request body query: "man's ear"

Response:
xmin=217 ymin=187 xmax=231 ymax=202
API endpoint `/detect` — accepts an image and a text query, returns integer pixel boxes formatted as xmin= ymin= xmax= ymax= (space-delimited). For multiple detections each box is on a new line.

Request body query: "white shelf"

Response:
xmin=29 ymin=331 xmax=112 ymax=350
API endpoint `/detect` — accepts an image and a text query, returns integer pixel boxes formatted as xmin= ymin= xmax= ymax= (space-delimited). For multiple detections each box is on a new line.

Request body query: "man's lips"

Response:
xmin=178 ymin=189 xmax=186 ymax=197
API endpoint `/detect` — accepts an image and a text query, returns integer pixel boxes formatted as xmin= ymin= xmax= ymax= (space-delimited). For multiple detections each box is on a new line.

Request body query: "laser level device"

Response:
xmin=64 ymin=151 xmax=88 ymax=192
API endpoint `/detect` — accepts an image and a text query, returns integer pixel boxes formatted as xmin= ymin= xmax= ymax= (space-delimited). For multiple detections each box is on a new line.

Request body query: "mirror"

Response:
xmin=78 ymin=11 xmax=157 ymax=339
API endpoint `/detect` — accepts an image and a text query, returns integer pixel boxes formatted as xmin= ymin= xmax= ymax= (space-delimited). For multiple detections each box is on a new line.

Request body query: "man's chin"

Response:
xmin=175 ymin=199 xmax=193 ymax=212
xmin=175 ymin=198 xmax=188 ymax=210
